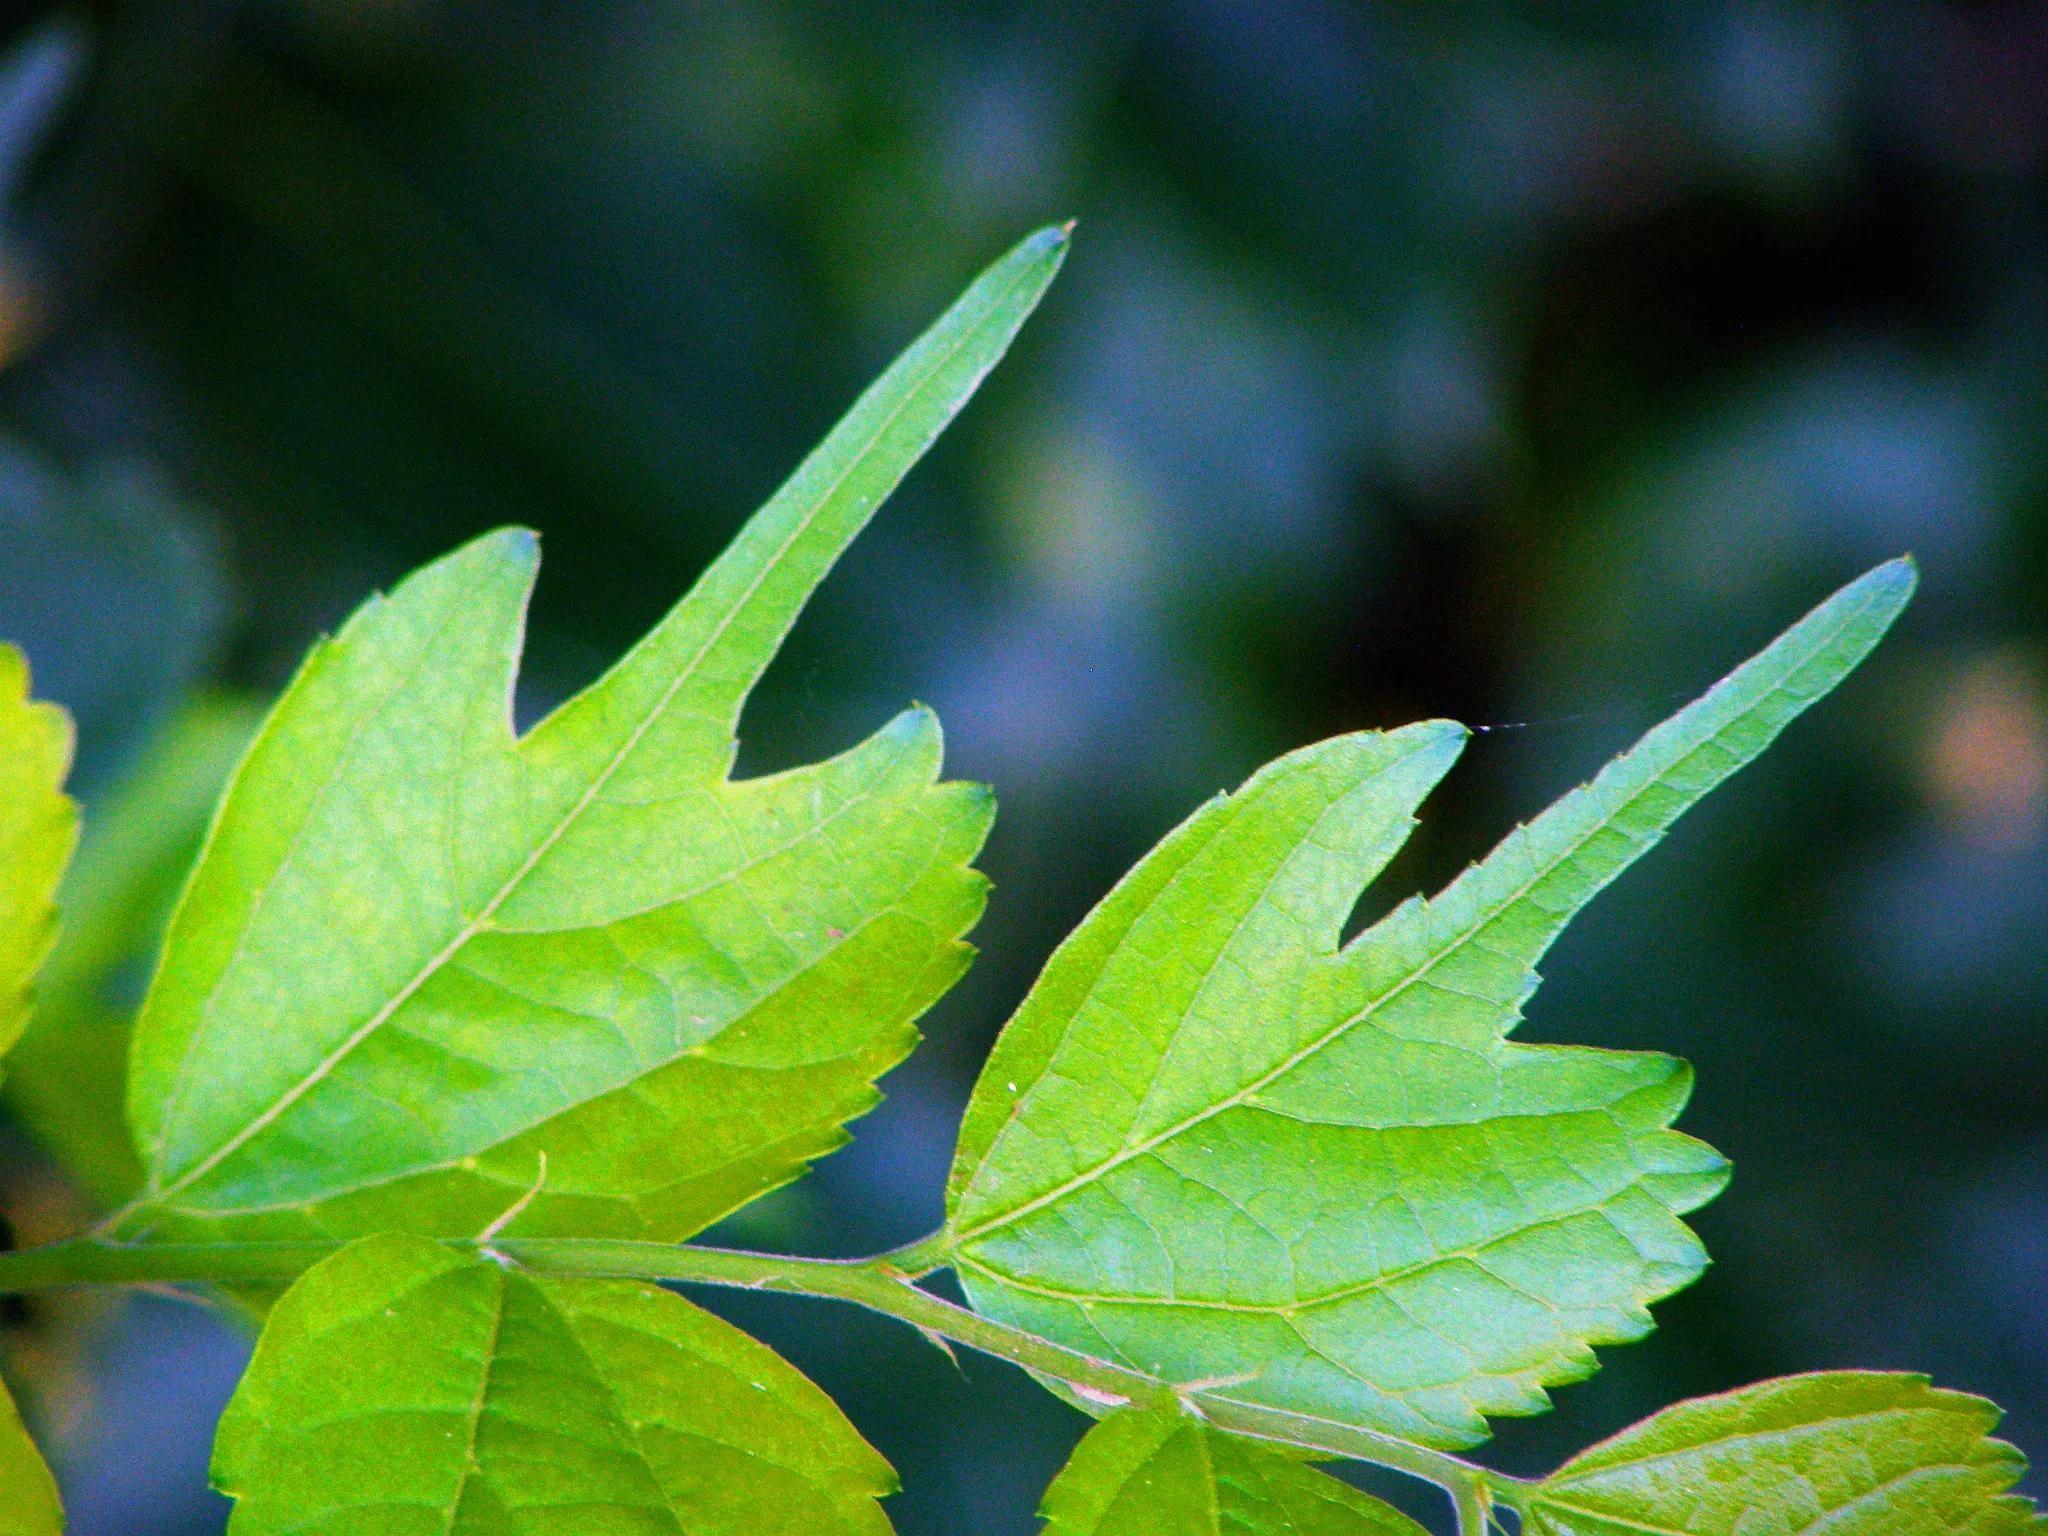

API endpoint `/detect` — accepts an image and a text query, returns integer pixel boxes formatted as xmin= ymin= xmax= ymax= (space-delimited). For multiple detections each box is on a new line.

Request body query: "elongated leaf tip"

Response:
xmin=1028 ymin=222 xmax=1075 ymax=256
xmin=1388 ymin=717 xmax=1468 ymax=778
xmin=880 ymin=702 xmax=941 ymax=747
xmin=1407 ymin=719 xmax=1469 ymax=783
xmin=1820 ymin=554 xmax=1917 ymax=641
xmin=421 ymin=526 xmax=539 ymax=586
xmin=480 ymin=524 xmax=539 ymax=557
xmin=1840 ymin=553 xmax=1916 ymax=608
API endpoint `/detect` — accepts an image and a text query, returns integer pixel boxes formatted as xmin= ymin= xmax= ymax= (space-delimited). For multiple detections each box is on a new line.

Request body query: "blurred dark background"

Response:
xmin=0 ymin=3 xmax=2043 ymax=1531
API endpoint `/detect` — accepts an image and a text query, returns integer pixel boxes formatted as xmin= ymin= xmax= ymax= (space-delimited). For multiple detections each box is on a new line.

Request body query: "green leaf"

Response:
xmin=1525 ymin=1372 xmax=2045 ymax=1535
xmin=1041 ymin=1407 xmax=1426 ymax=1536
xmin=0 ymin=648 xmax=70 ymax=1533
xmin=947 ymin=560 xmax=1915 ymax=1449
xmin=119 ymin=225 xmax=1068 ymax=1246
xmin=215 ymin=1232 xmax=894 ymax=1534
xmin=0 ymin=644 xmax=76 ymax=1080
xmin=0 ymin=1373 xmax=62 ymax=1536
xmin=3 ymin=695 xmax=261 ymax=1207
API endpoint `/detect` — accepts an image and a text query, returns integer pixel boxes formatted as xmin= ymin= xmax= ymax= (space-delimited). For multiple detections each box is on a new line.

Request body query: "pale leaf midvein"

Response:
xmin=143 ymin=259 xmax=1044 ymax=1215
xmin=952 ymin=585 xmax=1884 ymax=1252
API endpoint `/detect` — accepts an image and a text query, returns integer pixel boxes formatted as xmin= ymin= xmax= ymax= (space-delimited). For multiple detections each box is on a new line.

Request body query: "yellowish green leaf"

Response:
xmin=216 ymin=1232 xmax=894 ymax=1534
xmin=0 ymin=1372 xmax=61 ymax=1536
xmin=118 ymin=227 xmax=1068 ymax=1248
xmin=1041 ymin=1407 xmax=1426 ymax=1536
xmin=0 ymin=644 xmax=75 ymax=1078
xmin=1527 ymin=1372 xmax=2045 ymax=1535
xmin=949 ymin=561 xmax=1914 ymax=1448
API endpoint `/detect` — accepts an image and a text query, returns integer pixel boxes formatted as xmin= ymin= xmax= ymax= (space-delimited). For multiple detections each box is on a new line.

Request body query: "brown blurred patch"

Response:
xmin=1923 ymin=649 xmax=2048 ymax=849
xmin=0 ymin=247 xmax=48 ymax=370
xmin=0 ymin=1156 xmax=118 ymax=1461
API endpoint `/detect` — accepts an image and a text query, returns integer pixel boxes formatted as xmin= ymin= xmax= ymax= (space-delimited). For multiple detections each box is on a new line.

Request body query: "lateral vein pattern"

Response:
xmin=119 ymin=225 xmax=1070 ymax=1247
xmin=947 ymin=561 xmax=1915 ymax=1449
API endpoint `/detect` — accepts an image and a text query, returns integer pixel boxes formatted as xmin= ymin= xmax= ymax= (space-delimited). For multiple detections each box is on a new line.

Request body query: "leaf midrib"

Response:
xmin=954 ymin=1195 xmax=1665 ymax=1316
xmin=952 ymin=733 xmax=1448 ymax=1226
xmin=141 ymin=267 xmax=1038 ymax=1213
xmin=1553 ymin=1401 xmax=1943 ymax=1483
xmin=173 ymin=895 xmax=910 ymax=1221
xmin=571 ymin=1298 xmax=885 ymax=1508
xmin=950 ymin=582 xmax=1882 ymax=1254
xmin=443 ymin=1265 xmax=511 ymax=1535
xmin=531 ymin=1284 xmax=692 ymax=1534
xmin=1535 ymin=1460 xmax=1963 ymax=1536
xmin=145 ymin=599 xmax=466 ymax=1193
xmin=1194 ymin=1417 xmax=1224 ymax=1536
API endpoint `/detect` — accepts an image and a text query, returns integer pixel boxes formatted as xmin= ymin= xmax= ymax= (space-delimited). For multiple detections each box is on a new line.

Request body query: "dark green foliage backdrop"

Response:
xmin=0 ymin=3 xmax=2043 ymax=1532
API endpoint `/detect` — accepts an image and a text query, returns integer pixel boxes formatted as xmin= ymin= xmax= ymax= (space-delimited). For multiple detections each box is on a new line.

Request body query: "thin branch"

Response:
xmin=0 ymin=1229 xmax=1529 ymax=1513
xmin=1452 ymin=1476 xmax=1492 ymax=1536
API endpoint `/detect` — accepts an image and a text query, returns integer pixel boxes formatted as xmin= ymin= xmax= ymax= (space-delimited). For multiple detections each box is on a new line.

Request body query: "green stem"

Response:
xmin=0 ymin=1231 xmax=1524 ymax=1511
xmin=1480 ymin=1469 xmax=1536 ymax=1526
xmin=1451 ymin=1476 xmax=1492 ymax=1535
xmin=869 ymin=1227 xmax=954 ymax=1278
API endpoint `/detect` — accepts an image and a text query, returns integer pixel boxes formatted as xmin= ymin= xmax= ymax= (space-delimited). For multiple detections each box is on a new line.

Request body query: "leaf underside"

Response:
xmin=118 ymin=226 xmax=1069 ymax=1249
xmin=948 ymin=560 xmax=1916 ymax=1448
xmin=1041 ymin=1407 xmax=1427 ymax=1536
xmin=1528 ymin=1372 xmax=2046 ymax=1536
xmin=215 ymin=1233 xmax=894 ymax=1535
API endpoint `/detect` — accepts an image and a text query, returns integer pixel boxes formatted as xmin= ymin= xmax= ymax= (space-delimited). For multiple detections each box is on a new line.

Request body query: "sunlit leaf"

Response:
xmin=0 ymin=644 xmax=74 ymax=1080
xmin=1526 ymin=1372 xmax=2045 ymax=1535
xmin=948 ymin=560 xmax=1914 ymax=1448
xmin=0 ymin=645 xmax=72 ymax=1531
xmin=119 ymin=226 xmax=1068 ymax=1248
xmin=3 ymin=695 xmax=260 ymax=1206
xmin=0 ymin=1373 xmax=61 ymax=1536
xmin=1041 ymin=1407 xmax=1426 ymax=1536
xmin=216 ymin=1232 xmax=894 ymax=1534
